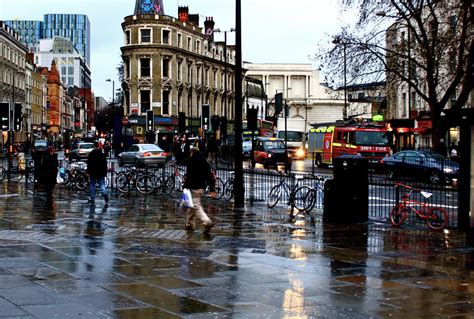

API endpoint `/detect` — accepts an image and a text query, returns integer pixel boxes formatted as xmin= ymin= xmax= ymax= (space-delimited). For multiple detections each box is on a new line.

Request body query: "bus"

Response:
xmin=308 ymin=123 xmax=391 ymax=167
xmin=242 ymin=119 xmax=274 ymax=139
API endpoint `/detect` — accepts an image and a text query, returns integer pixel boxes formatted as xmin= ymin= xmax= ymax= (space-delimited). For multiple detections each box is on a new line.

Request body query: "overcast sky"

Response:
xmin=0 ymin=0 xmax=347 ymax=102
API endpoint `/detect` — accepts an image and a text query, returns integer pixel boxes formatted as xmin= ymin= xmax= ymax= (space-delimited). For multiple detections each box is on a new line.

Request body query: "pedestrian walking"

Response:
xmin=183 ymin=147 xmax=216 ymax=233
xmin=86 ymin=142 xmax=109 ymax=204
xmin=39 ymin=146 xmax=59 ymax=199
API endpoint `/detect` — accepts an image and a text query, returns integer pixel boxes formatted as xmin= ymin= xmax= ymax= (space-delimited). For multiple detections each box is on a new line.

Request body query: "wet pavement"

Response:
xmin=0 ymin=183 xmax=473 ymax=318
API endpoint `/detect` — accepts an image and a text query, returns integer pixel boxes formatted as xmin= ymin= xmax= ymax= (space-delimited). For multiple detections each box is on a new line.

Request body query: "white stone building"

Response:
xmin=243 ymin=63 xmax=344 ymax=132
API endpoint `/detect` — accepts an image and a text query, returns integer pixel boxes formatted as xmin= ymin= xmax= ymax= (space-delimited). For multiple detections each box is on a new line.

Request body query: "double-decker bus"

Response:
xmin=242 ymin=119 xmax=274 ymax=138
xmin=308 ymin=123 xmax=391 ymax=167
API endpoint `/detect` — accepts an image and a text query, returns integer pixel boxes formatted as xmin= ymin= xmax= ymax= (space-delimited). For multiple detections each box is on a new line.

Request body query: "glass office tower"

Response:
xmin=43 ymin=14 xmax=90 ymax=67
xmin=3 ymin=20 xmax=43 ymax=52
xmin=5 ymin=14 xmax=90 ymax=67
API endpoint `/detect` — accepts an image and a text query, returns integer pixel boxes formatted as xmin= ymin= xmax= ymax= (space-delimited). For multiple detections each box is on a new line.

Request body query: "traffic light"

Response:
xmin=0 ymin=103 xmax=9 ymax=131
xmin=146 ymin=110 xmax=154 ymax=131
xmin=211 ymin=115 xmax=220 ymax=132
xmin=14 ymin=103 xmax=22 ymax=131
xmin=178 ymin=112 xmax=186 ymax=133
xmin=247 ymin=108 xmax=258 ymax=131
xmin=275 ymin=93 xmax=283 ymax=115
xmin=201 ymin=104 xmax=210 ymax=131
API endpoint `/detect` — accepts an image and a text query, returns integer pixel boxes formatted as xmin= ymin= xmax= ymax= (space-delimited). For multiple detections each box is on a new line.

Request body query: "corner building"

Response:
xmin=121 ymin=1 xmax=236 ymax=142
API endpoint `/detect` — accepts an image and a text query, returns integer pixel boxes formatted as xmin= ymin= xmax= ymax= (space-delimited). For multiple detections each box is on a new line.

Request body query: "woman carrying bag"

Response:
xmin=183 ymin=147 xmax=216 ymax=233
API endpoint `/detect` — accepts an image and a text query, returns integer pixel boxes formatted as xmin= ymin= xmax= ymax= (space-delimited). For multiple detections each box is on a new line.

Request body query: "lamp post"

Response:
xmin=214 ymin=28 xmax=236 ymax=120
xmin=195 ymin=61 xmax=203 ymax=135
xmin=106 ymin=79 xmax=115 ymax=105
xmin=332 ymin=36 xmax=347 ymax=119
xmin=233 ymin=0 xmax=244 ymax=206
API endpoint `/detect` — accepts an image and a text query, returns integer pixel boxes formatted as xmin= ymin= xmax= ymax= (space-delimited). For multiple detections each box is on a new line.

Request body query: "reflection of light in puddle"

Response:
xmin=282 ymin=287 xmax=305 ymax=315
xmin=289 ymin=244 xmax=307 ymax=260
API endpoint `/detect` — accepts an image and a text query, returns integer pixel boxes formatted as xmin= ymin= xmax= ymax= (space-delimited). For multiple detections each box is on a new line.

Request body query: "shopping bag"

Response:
xmin=180 ymin=188 xmax=194 ymax=208
xmin=56 ymin=170 xmax=64 ymax=184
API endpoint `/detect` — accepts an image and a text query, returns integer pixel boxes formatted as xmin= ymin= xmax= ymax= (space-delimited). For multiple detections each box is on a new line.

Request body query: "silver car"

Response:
xmin=70 ymin=142 xmax=94 ymax=160
xmin=118 ymin=144 xmax=167 ymax=167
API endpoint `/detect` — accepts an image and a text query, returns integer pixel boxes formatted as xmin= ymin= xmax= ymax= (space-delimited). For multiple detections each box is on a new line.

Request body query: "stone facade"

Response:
xmin=121 ymin=5 xmax=236 ymax=137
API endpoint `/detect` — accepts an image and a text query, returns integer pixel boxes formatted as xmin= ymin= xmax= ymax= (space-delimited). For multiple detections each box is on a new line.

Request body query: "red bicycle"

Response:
xmin=390 ymin=182 xmax=448 ymax=230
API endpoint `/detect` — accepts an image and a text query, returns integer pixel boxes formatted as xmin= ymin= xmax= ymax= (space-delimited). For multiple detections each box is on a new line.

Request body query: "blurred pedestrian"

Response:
xmin=87 ymin=142 xmax=109 ymax=204
xmin=39 ymin=146 xmax=59 ymax=199
xmin=183 ymin=147 xmax=215 ymax=233
xmin=434 ymin=139 xmax=448 ymax=157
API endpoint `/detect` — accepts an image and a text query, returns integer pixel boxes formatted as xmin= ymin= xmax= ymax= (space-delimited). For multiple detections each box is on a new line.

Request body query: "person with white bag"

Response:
xmin=183 ymin=147 xmax=216 ymax=233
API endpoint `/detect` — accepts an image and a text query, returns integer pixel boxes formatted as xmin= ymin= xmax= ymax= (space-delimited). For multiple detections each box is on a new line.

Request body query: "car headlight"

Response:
xmin=296 ymin=148 xmax=305 ymax=157
xmin=268 ymin=153 xmax=272 ymax=158
xmin=443 ymin=168 xmax=454 ymax=173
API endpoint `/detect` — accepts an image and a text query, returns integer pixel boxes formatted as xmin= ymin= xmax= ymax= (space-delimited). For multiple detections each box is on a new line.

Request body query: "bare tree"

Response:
xmin=315 ymin=0 xmax=473 ymax=146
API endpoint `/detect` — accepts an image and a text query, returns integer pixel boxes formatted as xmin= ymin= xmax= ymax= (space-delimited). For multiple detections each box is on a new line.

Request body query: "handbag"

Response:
xmin=180 ymin=188 xmax=194 ymax=208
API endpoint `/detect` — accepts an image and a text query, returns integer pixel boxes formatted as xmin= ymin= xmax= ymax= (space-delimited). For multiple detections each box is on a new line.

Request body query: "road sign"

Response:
xmin=0 ymin=103 xmax=10 ymax=131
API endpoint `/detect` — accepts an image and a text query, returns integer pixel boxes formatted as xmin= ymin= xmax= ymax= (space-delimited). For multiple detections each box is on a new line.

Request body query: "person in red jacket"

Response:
xmin=183 ymin=147 xmax=215 ymax=233
xmin=87 ymin=142 xmax=109 ymax=204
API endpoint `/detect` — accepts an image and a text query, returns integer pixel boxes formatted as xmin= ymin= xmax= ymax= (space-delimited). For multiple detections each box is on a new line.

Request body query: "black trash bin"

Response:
xmin=323 ymin=155 xmax=368 ymax=223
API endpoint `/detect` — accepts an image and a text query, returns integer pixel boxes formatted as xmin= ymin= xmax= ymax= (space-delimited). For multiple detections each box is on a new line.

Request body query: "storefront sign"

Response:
xmin=131 ymin=103 xmax=139 ymax=114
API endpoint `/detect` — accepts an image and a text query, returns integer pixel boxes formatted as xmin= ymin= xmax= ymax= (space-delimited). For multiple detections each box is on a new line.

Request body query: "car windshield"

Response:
xmin=355 ymin=132 xmax=388 ymax=146
xmin=35 ymin=141 xmax=47 ymax=147
xmin=141 ymin=145 xmax=160 ymax=151
xmin=277 ymin=131 xmax=303 ymax=142
xmin=264 ymin=141 xmax=285 ymax=149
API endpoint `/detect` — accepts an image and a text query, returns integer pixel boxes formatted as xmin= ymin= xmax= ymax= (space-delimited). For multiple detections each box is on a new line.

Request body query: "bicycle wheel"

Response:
xmin=214 ymin=177 xmax=225 ymax=200
xmin=160 ymin=175 xmax=175 ymax=194
xmin=426 ymin=207 xmax=448 ymax=230
xmin=389 ymin=204 xmax=408 ymax=227
xmin=0 ymin=167 xmax=6 ymax=181
xmin=74 ymin=172 xmax=88 ymax=191
xmin=116 ymin=172 xmax=130 ymax=193
xmin=267 ymin=184 xmax=282 ymax=208
xmin=223 ymin=179 xmax=234 ymax=201
xmin=136 ymin=174 xmax=156 ymax=195
xmin=8 ymin=168 xmax=22 ymax=182
xmin=295 ymin=186 xmax=317 ymax=213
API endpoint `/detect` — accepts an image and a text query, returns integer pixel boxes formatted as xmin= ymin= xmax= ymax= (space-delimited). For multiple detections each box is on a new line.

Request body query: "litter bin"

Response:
xmin=323 ymin=155 xmax=368 ymax=223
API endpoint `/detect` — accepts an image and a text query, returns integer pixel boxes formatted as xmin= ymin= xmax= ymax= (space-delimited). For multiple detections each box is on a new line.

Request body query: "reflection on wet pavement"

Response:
xmin=0 ymin=183 xmax=472 ymax=317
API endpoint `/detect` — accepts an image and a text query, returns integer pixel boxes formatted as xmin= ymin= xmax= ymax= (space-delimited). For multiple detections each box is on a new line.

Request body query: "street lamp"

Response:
xmin=332 ymin=36 xmax=347 ymax=119
xmin=195 ymin=61 xmax=203 ymax=135
xmin=106 ymin=79 xmax=115 ymax=105
xmin=214 ymin=28 xmax=236 ymax=119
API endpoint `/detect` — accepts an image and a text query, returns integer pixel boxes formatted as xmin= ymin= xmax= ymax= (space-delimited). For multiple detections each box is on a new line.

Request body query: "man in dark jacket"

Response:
xmin=39 ymin=146 xmax=58 ymax=199
xmin=183 ymin=147 xmax=215 ymax=233
xmin=87 ymin=142 xmax=109 ymax=204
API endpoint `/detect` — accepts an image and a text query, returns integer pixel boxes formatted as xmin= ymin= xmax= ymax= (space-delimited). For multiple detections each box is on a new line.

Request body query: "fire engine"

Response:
xmin=307 ymin=122 xmax=391 ymax=167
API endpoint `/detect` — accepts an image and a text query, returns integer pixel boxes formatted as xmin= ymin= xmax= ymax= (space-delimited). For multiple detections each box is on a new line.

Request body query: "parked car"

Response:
xmin=118 ymin=144 xmax=167 ymax=167
xmin=70 ymin=142 xmax=94 ymax=160
xmin=381 ymin=150 xmax=459 ymax=184
xmin=253 ymin=137 xmax=292 ymax=170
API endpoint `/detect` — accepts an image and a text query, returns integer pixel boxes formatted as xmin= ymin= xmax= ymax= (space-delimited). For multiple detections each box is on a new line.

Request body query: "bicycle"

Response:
xmin=389 ymin=182 xmax=448 ymax=230
xmin=6 ymin=160 xmax=35 ymax=183
xmin=303 ymin=175 xmax=326 ymax=212
xmin=266 ymin=173 xmax=316 ymax=213
xmin=116 ymin=166 xmax=155 ymax=195
xmin=223 ymin=172 xmax=234 ymax=201
xmin=161 ymin=164 xmax=186 ymax=195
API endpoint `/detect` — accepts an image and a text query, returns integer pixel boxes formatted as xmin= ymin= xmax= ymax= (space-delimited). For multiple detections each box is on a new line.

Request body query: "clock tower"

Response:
xmin=134 ymin=0 xmax=165 ymax=15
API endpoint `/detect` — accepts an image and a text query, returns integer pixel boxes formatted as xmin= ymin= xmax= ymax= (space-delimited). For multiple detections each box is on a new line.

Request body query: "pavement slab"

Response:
xmin=0 ymin=183 xmax=472 ymax=317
